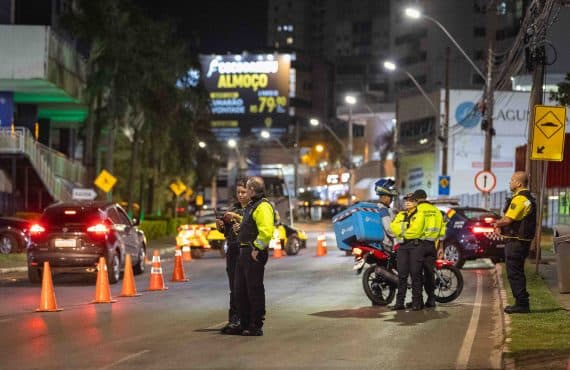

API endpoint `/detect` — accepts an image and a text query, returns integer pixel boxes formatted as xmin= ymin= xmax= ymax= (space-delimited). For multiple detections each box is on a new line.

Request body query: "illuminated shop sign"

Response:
xmin=199 ymin=54 xmax=291 ymax=118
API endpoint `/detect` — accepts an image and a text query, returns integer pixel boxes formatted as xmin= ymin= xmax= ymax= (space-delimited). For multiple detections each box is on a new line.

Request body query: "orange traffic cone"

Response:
xmin=93 ymin=257 xmax=116 ymax=303
xmin=148 ymin=250 xmax=168 ymax=291
xmin=36 ymin=261 xmax=62 ymax=312
xmin=273 ymin=238 xmax=283 ymax=259
xmin=316 ymin=233 xmax=327 ymax=256
xmin=182 ymin=245 xmax=192 ymax=262
xmin=171 ymin=246 xmax=190 ymax=282
xmin=120 ymin=254 xmax=141 ymax=297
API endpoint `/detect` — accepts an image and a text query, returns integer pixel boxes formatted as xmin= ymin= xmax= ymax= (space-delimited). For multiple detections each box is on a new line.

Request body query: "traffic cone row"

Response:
xmin=121 ymin=254 xmax=141 ymax=297
xmin=148 ymin=249 xmax=168 ymax=291
xmin=316 ymin=233 xmax=327 ymax=256
xmin=93 ymin=257 xmax=117 ymax=304
xmin=171 ymin=246 xmax=190 ymax=282
xmin=36 ymin=261 xmax=62 ymax=312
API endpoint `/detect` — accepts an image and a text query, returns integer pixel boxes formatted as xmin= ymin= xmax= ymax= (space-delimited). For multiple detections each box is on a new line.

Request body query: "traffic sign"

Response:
xmin=438 ymin=175 xmax=450 ymax=196
xmin=72 ymin=188 xmax=97 ymax=200
xmin=94 ymin=170 xmax=117 ymax=193
xmin=169 ymin=179 xmax=187 ymax=196
xmin=530 ymin=105 xmax=567 ymax=161
xmin=474 ymin=170 xmax=496 ymax=193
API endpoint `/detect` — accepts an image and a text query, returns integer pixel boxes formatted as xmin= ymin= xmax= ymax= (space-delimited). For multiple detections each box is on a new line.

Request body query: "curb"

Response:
xmin=495 ymin=263 xmax=515 ymax=370
xmin=0 ymin=266 xmax=27 ymax=274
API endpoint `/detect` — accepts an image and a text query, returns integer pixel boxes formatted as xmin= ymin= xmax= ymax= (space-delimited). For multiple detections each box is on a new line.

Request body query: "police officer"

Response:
xmin=217 ymin=178 xmax=249 ymax=334
xmin=495 ymin=171 xmax=536 ymax=314
xmin=234 ymin=176 xmax=274 ymax=336
xmin=413 ymin=189 xmax=446 ymax=308
xmin=374 ymin=178 xmax=398 ymax=250
xmin=390 ymin=193 xmax=425 ymax=310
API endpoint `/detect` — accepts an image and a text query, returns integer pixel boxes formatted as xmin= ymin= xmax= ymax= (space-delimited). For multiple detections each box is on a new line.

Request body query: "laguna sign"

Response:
xmin=72 ymin=188 xmax=97 ymax=201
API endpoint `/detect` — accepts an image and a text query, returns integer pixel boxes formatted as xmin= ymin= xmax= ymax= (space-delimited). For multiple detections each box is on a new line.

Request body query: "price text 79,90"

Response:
xmin=250 ymin=96 xmax=287 ymax=114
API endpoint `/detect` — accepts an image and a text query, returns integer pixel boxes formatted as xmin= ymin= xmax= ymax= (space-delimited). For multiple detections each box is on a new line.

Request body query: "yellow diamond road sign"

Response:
xmin=531 ymin=105 xmax=567 ymax=161
xmin=169 ymin=180 xmax=187 ymax=196
xmin=94 ymin=169 xmax=117 ymax=193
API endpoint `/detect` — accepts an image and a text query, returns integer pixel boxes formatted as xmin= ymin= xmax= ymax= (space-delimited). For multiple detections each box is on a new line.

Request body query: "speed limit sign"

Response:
xmin=474 ymin=170 xmax=496 ymax=193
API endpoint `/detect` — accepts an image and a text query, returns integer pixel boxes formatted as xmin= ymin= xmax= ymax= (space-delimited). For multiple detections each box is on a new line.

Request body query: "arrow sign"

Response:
xmin=72 ymin=188 xmax=97 ymax=200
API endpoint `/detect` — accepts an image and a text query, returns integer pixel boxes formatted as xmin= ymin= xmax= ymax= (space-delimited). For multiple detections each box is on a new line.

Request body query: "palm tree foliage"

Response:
xmin=63 ymin=0 xmax=215 ymax=215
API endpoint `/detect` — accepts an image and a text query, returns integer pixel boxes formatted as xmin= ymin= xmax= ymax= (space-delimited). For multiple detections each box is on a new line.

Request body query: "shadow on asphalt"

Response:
xmin=382 ymin=308 xmax=450 ymax=326
xmin=310 ymin=306 xmax=389 ymax=319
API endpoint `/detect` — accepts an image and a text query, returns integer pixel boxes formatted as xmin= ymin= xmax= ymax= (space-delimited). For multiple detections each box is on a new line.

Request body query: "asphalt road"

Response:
xmin=0 ymin=224 xmax=503 ymax=369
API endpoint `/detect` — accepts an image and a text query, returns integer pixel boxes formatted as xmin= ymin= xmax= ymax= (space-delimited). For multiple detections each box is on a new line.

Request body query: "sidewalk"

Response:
xmin=0 ymin=236 xmax=176 ymax=274
xmin=536 ymin=251 xmax=570 ymax=311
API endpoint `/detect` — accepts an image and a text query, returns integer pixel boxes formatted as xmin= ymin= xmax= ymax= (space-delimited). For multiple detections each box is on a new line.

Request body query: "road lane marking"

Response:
xmin=456 ymin=272 xmax=483 ymax=370
xmin=100 ymin=350 xmax=150 ymax=369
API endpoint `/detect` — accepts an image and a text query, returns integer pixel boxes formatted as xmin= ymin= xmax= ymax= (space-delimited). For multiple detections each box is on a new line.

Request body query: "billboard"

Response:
xmin=199 ymin=54 xmax=291 ymax=139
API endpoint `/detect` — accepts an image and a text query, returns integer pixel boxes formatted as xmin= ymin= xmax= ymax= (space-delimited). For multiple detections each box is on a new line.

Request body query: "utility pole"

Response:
xmin=293 ymin=119 xmax=300 ymax=197
xmin=482 ymin=0 xmax=498 ymax=209
xmin=442 ymin=47 xmax=450 ymax=176
xmin=347 ymin=105 xmax=354 ymax=206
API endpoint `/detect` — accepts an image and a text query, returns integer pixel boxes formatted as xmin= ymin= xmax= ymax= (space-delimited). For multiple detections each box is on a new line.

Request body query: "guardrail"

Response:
xmin=0 ymin=127 xmax=87 ymax=201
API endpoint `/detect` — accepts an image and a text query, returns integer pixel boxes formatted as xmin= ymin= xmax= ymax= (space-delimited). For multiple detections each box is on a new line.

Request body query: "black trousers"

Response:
xmin=225 ymin=242 xmax=240 ymax=322
xmin=422 ymin=241 xmax=437 ymax=300
xmin=396 ymin=242 xmax=424 ymax=306
xmin=505 ymin=239 xmax=530 ymax=307
xmin=235 ymin=246 xmax=268 ymax=330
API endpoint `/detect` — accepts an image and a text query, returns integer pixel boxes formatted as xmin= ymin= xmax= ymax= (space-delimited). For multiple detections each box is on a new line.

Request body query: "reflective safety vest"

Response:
xmin=417 ymin=201 xmax=445 ymax=242
xmin=501 ymin=189 xmax=536 ymax=241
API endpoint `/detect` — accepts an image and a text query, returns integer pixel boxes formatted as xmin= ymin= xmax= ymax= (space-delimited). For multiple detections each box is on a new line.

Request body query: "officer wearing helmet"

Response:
xmin=374 ymin=178 xmax=398 ymax=250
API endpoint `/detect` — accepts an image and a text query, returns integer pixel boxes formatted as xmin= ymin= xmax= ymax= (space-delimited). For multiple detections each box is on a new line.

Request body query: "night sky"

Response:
xmin=136 ymin=0 xmax=268 ymax=54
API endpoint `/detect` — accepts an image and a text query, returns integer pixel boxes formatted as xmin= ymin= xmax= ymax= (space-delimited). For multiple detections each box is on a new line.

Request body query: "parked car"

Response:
xmin=27 ymin=201 xmax=147 ymax=284
xmin=0 ymin=217 xmax=32 ymax=254
xmin=436 ymin=204 xmax=505 ymax=268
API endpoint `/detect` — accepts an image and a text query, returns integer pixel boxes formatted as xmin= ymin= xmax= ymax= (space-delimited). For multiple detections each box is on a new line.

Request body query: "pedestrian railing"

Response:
xmin=457 ymin=187 xmax=570 ymax=229
xmin=0 ymin=128 xmax=87 ymax=201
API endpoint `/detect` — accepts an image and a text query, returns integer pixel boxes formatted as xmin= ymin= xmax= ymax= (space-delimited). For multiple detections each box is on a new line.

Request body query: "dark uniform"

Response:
xmin=235 ymin=194 xmax=274 ymax=335
xmin=218 ymin=202 xmax=245 ymax=327
xmin=501 ymin=188 xmax=536 ymax=311
xmin=390 ymin=199 xmax=425 ymax=310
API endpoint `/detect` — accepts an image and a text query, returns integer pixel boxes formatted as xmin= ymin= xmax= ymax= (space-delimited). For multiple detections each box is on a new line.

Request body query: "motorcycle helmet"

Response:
xmin=374 ymin=178 xmax=398 ymax=197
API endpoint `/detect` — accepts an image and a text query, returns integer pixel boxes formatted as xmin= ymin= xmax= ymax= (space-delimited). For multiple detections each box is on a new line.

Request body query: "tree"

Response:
xmin=551 ymin=73 xmax=570 ymax=106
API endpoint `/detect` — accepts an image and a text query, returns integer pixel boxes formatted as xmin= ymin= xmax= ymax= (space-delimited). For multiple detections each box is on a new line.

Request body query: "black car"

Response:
xmin=27 ymin=201 xmax=147 ymax=284
xmin=436 ymin=205 xmax=505 ymax=268
xmin=0 ymin=217 xmax=32 ymax=254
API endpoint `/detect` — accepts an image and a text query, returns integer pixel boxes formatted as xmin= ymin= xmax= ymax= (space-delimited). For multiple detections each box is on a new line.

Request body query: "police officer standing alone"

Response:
xmin=234 ymin=176 xmax=274 ymax=336
xmin=495 ymin=171 xmax=536 ymax=314
xmin=413 ymin=189 xmax=445 ymax=308
xmin=217 ymin=178 xmax=249 ymax=334
xmin=390 ymin=193 xmax=425 ymax=310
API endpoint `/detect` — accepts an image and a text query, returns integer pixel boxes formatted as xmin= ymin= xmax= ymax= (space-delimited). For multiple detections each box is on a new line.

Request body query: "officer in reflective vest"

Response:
xmin=390 ymin=192 xmax=425 ymax=310
xmin=495 ymin=171 xmax=536 ymax=314
xmin=234 ymin=176 xmax=274 ymax=336
xmin=216 ymin=177 xmax=249 ymax=334
xmin=413 ymin=189 xmax=446 ymax=308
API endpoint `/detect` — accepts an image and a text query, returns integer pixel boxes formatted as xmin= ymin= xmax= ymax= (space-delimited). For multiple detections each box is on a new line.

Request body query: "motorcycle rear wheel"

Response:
xmin=362 ymin=265 xmax=396 ymax=306
xmin=433 ymin=265 xmax=463 ymax=303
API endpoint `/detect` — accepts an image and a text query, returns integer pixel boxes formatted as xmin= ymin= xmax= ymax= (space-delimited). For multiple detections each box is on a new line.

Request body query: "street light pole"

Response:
xmin=345 ymin=95 xmax=356 ymax=206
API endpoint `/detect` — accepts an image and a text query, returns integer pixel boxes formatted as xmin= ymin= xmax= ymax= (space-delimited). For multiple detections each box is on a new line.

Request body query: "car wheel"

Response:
xmin=0 ymin=233 xmax=17 ymax=254
xmin=191 ymin=249 xmax=204 ymax=259
xmin=28 ymin=265 xmax=41 ymax=284
xmin=133 ymin=247 xmax=145 ymax=275
xmin=107 ymin=253 xmax=121 ymax=284
xmin=443 ymin=242 xmax=465 ymax=269
xmin=285 ymin=235 xmax=301 ymax=255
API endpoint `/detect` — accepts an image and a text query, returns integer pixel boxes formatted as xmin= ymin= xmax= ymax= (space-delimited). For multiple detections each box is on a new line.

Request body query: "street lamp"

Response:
xmin=404 ymin=6 xmax=485 ymax=81
xmin=345 ymin=95 xmax=356 ymax=206
xmin=198 ymin=141 xmax=206 ymax=148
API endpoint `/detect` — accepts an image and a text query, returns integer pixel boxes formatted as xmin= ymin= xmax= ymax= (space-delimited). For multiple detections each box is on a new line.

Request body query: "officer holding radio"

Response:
xmin=216 ymin=177 xmax=249 ymax=334
xmin=390 ymin=192 xmax=425 ymax=311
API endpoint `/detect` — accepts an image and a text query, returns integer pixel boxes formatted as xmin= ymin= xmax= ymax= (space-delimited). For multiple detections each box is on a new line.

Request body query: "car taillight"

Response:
xmin=29 ymin=224 xmax=45 ymax=234
xmin=472 ymin=226 xmax=495 ymax=234
xmin=484 ymin=217 xmax=496 ymax=223
xmin=87 ymin=223 xmax=109 ymax=234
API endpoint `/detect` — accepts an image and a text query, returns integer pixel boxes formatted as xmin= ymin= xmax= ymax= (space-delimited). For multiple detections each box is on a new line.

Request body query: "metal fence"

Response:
xmin=457 ymin=188 xmax=570 ymax=229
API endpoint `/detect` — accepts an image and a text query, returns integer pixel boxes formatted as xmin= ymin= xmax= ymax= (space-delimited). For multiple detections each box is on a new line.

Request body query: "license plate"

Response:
xmin=353 ymin=258 xmax=365 ymax=271
xmin=54 ymin=238 xmax=77 ymax=248
xmin=496 ymin=244 xmax=505 ymax=248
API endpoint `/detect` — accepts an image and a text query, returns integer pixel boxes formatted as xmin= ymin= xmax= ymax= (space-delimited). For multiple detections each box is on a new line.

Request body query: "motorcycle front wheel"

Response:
xmin=362 ymin=265 xmax=396 ymax=306
xmin=433 ymin=265 xmax=464 ymax=303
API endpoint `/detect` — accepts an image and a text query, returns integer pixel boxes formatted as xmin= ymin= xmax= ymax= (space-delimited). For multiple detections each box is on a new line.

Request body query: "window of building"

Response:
xmin=286 ymin=37 xmax=294 ymax=45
